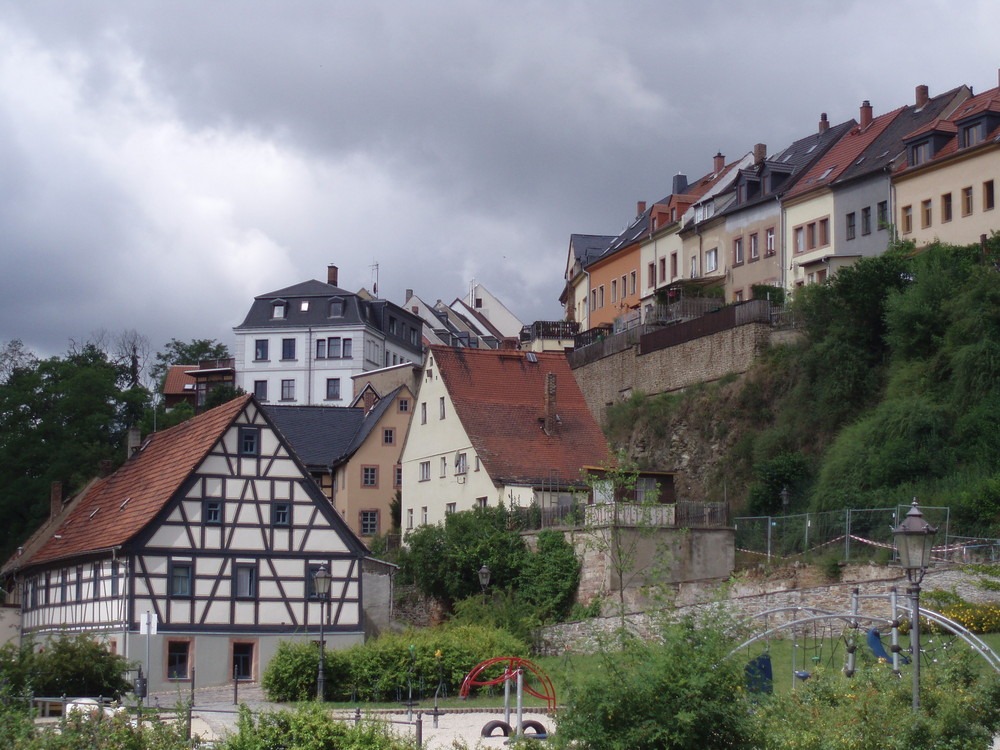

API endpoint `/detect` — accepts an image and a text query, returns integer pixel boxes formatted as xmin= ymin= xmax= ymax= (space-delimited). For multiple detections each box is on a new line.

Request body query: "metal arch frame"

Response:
xmin=459 ymin=657 xmax=557 ymax=712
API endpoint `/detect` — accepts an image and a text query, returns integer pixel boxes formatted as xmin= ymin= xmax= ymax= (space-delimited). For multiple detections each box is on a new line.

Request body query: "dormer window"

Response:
xmin=910 ymin=141 xmax=931 ymax=166
xmin=961 ymin=120 xmax=987 ymax=149
xmin=272 ymin=301 xmax=286 ymax=319
xmin=329 ymin=297 xmax=344 ymax=317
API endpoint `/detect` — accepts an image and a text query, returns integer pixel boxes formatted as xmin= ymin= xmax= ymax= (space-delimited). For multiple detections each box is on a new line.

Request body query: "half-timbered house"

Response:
xmin=1 ymin=394 xmax=368 ymax=692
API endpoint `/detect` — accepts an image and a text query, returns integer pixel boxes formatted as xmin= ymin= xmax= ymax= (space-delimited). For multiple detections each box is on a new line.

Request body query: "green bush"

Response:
xmin=518 ymin=530 xmax=580 ymax=623
xmin=0 ymin=634 xmax=133 ymax=700
xmin=261 ymin=640 xmax=350 ymax=702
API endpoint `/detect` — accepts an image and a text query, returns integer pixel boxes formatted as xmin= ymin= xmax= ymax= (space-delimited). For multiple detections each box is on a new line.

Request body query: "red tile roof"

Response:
xmin=430 ymin=346 xmax=610 ymax=487
xmin=898 ymin=86 xmax=1000 ymax=171
xmin=784 ymin=107 xmax=904 ymax=200
xmin=162 ymin=364 xmax=198 ymax=395
xmin=15 ymin=395 xmax=252 ymax=569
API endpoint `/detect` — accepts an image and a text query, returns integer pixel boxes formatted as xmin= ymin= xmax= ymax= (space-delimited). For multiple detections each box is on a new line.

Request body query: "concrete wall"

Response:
xmin=0 ymin=605 xmax=19 ymax=646
xmin=572 ymin=322 xmax=772 ymax=421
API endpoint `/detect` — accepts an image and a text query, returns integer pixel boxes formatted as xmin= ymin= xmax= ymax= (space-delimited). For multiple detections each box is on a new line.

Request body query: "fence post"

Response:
xmin=767 ymin=516 xmax=772 ymax=561
xmin=415 ymin=711 xmax=423 ymax=748
xmin=804 ymin=513 xmax=809 ymax=554
xmin=845 ymin=509 xmax=851 ymax=562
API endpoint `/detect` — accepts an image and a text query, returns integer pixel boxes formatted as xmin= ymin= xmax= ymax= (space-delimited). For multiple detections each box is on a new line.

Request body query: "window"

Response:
xmin=670 ymin=253 xmax=678 ymax=278
xmin=705 ymin=248 xmax=718 ymax=272
xmin=690 ymin=255 xmax=698 ymax=277
xmin=421 ymin=507 xmax=428 ymax=524
xmin=233 ymin=643 xmax=254 ymax=681
xmin=329 ymin=298 xmax=344 ymax=317
xmin=167 ymin=641 xmax=191 ymax=679
xmin=861 ymin=207 xmax=872 ymax=235
xmin=794 ymin=227 xmax=804 ymax=253
xmin=169 ymin=562 xmax=192 ymax=597
xmin=439 ymin=397 xmax=445 ymax=419
xmin=342 ymin=338 xmax=353 ymax=358
xmin=765 ymin=227 xmax=775 ymax=256
xmin=419 ymin=461 xmax=430 ymax=481
xmin=877 ymin=201 xmax=888 ymax=228
xmin=440 ymin=457 xmax=447 ymax=477
xmin=845 ymin=212 xmax=856 ymax=240
xmin=398 ymin=398 xmax=410 ymax=413
xmin=476 ymin=497 xmax=488 ymax=508
xmin=456 ymin=453 xmax=468 ymax=474
xmin=734 ymin=289 xmax=744 ymax=302
xmin=733 ymin=237 xmax=744 ymax=264
xmin=239 ymin=427 xmax=259 ymax=456
xmin=306 ymin=564 xmax=330 ymax=598
xmin=272 ymin=502 xmax=291 ymax=527
xmin=589 ymin=289 xmax=596 ymax=311
xmin=272 ymin=302 xmax=285 ymax=319
xmin=76 ymin=566 xmax=83 ymax=601
xmin=281 ymin=338 xmax=296 ymax=360
xmin=253 ymin=380 xmax=267 ymax=401
xmin=281 ymin=379 xmax=295 ymax=401
xmin=395 ymin=464 xmax=402 ymax=488
xmin=805 ymin=223 xmax=816 ymax=250
xmin=420 ymin=402 xmax=427 ymax=424
xmin=446 ymin=503 xmax=457 ymax=515
xmin=819 ymin=218 xmax=829 ymax=245
xmin=647 ymin=262 xmax=655 ymax=288
xmin=902 ymin=205 xmax=913 ymax=234
xmin=406 ymin=508 xmax=413 ymax=529
xmin=610 ymin=279 xmax=617 ymax=303
xmin=383 ymin=428 xmax=395 ymax=445
xmin=254 ymin=339 xmax=269 ymax=361
xmin=327 ymin=337 xmax=342 ymax=358
xmin=204 ymin=500 xmax=222 ymax=525
xmin=962 ymin=121 xmax=986 ymax=148
xmin=962 ymin=186 xmax=974 ymax=216
xmin=942 ymin=193 xmax=953 ymax=222
xmin=315 ymin=339 xmax=326 ymax=359
xmin=360 ymin=510 xmax=379 ymax=536
xmin=362 ymin=466 xmax=378 ymax=487
xmin=910 ymin=141 xmax=931 ymax=166
xmin=234 ymin=565 xmax=256 ymax=598
xmin=629 ymin=270 xmax=637 ymax=295
xmin=749 ymin=233 xmax=759 ymax=260
xmin=474 ymin=456 xmax=481 ymax=471
xmin=325 ymin=378 xmax=340 ymax=401
xmin=598 ymin=285 xmax=605 ymax=308
xmin=984 ymin=180 xmax=995 ymax=211
xmin=921 ymin=199 xmax=932 ymax=228
xmin=658 ymin=258 xmax=666 ymax=283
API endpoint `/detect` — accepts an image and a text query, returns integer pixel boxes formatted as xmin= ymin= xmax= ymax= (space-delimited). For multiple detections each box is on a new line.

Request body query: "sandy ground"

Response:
xmin=150 ymin=684 xmax=554 ymax=748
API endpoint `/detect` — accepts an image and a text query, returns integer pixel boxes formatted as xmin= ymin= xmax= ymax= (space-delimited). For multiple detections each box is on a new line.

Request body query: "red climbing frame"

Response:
xmin=459 ymin=656 xmax=557 ymax=712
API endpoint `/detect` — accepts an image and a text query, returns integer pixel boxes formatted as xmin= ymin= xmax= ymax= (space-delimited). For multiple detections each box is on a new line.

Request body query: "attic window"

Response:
xmin=806 ymin=144 xmax=817 ymax=153
xmin=89 ymin=508 xmax=100 ymax=519
xmin=300 ymin=301 xmax=309 ymax=312
xmin=782 ymin=153 xmax=793 ymax=163
xmin=819 ymin=167 xmax=834 ymax=180
xmin=183 ymin=383 xmax=195 ymax=391
xmin=119 ymin=497 xmax=131 ymax=510
xmin=854 ymin=157 xmax=865 ymax=165
xmin=526 ymin=352 xmax=538 ymax=363
xmin=328 ymin=297 xmax=344 ymax=317
xmin=272 ymin=301 xmax=286 ymax=319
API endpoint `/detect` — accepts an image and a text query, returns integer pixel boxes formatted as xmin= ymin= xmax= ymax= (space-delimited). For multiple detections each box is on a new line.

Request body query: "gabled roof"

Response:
xmin=342 ymin=386 xmax=405 ymax=458
xmin=430 ymin=346 xmax=610 ymax=487
xmin=263 ymin=404 xmax=365 ymax=469
xmin=897 ymin=84 xmax=1000 ymax=171
xmin=8 ymin=395 xmax=253 ymax=571
xmin=569 ymin=234 xmax=615 ymax=267
xmin=162 ymin=364 xmax=198 ymax=396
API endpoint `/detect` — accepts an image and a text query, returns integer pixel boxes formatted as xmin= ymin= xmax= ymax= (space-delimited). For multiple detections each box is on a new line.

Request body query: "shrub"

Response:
xmin=0 ymin=634 xmax=133 ymax=700
xmin=262 ymin=639 xmax=350 ymax=702
xmin=518 ymin=530 xmax=580 ymax=623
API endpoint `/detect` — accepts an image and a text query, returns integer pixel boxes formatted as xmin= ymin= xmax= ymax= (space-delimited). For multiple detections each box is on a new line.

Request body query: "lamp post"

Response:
xmin=893 ymin=499 xmax=937 ymax=712
xmin=313 ymin=565 xmax=332 ymax=701
xmin=478 ymin=563 xmax=491 ymax=594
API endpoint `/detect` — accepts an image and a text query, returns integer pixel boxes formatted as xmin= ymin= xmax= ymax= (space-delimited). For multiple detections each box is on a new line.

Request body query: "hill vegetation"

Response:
xmin=606 ymin=235 xmax=1000 ymax=536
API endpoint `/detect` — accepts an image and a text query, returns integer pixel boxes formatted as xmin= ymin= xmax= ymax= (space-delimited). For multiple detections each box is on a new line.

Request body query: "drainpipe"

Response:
xmin=583 ymin=269 xmax=592 ymax=330
xmin=779 ymin=196 xmax=787 ymax=290
xmin=307 ymin=327 xmax=313 ymax=405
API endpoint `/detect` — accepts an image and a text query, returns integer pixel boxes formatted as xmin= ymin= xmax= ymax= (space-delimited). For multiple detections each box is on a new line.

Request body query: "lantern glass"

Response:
xmin=313 ymin=565 xmax=332 ymax=596
xmin=894 ymin=502 xmax=937 ymax=570
xmin=478 ymin=564 xmax=491 ymax=589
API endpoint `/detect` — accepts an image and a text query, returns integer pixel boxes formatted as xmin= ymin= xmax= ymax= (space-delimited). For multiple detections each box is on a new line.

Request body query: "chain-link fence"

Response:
xmin=734 ymin=505 xmax=966 ymax=564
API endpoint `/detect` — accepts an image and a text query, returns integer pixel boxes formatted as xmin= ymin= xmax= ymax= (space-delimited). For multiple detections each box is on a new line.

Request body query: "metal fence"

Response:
xmin=734 ymin=505 xmax=957 ymax=564
xmin=510 ymin=501 xmax=729 ymax=531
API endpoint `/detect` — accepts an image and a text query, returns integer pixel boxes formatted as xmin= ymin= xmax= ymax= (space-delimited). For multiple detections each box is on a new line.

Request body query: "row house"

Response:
xmin=783 ymin=86 xmax=970 ymax=287
xmin=234 ymin=265 xmax=423 ymax=406
xmin=399 ymin=346 xmax=609 ymax=528
xmin=561 ymin=234 xmax=615 ymax=330
xmin=895 ymin=75 xmax=1000 ymax=248
xmin=1 ymin=395 xmax=368 ymax=692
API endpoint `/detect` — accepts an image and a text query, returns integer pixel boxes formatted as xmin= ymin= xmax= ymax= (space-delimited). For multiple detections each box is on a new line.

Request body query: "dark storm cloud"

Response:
xmin=0 ymin=1 xmax=997 ymax=358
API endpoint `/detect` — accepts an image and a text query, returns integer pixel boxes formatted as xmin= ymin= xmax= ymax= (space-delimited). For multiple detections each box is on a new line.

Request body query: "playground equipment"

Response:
xmin=459 ymin=657 xmax=555 ymax=740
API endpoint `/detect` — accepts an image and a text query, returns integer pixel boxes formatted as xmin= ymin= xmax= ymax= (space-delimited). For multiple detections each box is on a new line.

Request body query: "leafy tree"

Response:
xmin=0 ymin=634 xmax=133 ymax=699
xmin=149 ymin=338 xmax=231 ymax=391
xmin=204 ymin=383 xmax=246 ymax=410
xmin=518 ymin=529 xmax=580 ymax=622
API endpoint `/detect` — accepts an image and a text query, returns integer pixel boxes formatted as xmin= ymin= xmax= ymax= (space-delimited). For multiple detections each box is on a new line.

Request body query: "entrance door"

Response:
xmin=233 ymin=643 xmax=253 ymax=681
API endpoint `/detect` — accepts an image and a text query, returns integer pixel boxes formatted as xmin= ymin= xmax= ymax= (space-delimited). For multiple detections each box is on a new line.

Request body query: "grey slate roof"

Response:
xmin=263 ymin=404 xmax=365 ymax=469
xmin=570 ymin=234 xmax=616 ymax=266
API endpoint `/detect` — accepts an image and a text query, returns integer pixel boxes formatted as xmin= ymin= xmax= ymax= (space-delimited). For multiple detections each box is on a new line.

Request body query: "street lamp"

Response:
xmin=313 ymin=564 xmax=332 ymax=701
xmin=478 ymin=563 xmax=491 ymax=594
xmin=893 ymin=499 xmax=937 ymax=712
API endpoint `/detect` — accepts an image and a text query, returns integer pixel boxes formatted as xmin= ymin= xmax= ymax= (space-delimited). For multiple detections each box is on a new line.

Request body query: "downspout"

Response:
xmin=779 ymin=195 xmax=787 ymax=290
xmin=307 ymin=327 xmax=313 ymax=405
xmin=583 ymin=269 xmax=592 ymax=331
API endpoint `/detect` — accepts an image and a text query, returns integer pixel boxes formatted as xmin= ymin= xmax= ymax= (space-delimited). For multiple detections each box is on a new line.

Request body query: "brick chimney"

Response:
xmin=713 ymin=152 xmax=725 ymax=173
xmin=636 ymin=201 xmax=647 ymax=216
xmin=818 ymin=113 xmax=829 ymax=132
xmin=327 ymin=264 xmax=339 ymax=286
xmin=362 ymin=390 xmax=377 ymax=412
xmin=543 ymin=372 xmax=557 ymax=435
xmin=753 ymin=143 xmax=767 ymax=166
xmin=915 ymin=85 xmax=929 ymax=109
xmin=859 ymin=100 xmax=873 ymax=128
xmin=50 ymin=481 xmax=63 ymax=520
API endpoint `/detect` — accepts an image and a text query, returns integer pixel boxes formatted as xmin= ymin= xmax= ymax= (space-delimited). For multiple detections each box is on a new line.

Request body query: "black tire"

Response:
xmin=519 ymin=719 xmax=547 ymax=737
xmin=481 ymin=719 xmax=512 ymax=737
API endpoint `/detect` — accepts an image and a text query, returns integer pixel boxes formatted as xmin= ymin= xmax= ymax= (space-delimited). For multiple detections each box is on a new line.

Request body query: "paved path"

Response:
xmin=148 ymin=684 xmax=554 ymax=748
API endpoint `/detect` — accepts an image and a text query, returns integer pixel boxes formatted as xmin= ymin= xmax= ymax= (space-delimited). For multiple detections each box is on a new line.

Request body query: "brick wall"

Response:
xmin=572 ymin=322 xmax=773 ymax=421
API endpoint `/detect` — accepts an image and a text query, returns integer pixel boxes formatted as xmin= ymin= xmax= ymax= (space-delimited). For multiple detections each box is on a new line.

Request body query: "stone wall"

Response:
xmin=572 ymin=322 xmax=772 ymax=421
xmin=537 ymin=564 xmax=1000 ymax=654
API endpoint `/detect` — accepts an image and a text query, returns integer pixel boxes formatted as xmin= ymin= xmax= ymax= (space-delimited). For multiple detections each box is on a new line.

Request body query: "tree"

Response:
xmin=149 ymin=338 xmax=231 ymax=391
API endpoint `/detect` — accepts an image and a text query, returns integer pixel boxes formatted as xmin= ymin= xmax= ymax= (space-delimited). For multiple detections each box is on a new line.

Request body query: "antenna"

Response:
xmin=370 ymin=261 xmax=379 ymax=297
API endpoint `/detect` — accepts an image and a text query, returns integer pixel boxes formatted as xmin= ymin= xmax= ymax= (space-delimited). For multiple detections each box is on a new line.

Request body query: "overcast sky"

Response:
xmin=1 ymin=1 xmax=998 ymax=360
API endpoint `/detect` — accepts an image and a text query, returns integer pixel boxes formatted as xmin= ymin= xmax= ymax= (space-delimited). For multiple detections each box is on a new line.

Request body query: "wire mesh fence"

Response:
xmin=733 ymin=505 xmax=967 ymax=565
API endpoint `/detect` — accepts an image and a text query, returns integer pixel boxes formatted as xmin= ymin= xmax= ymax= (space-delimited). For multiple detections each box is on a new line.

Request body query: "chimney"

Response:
xmin=915 ymin=85 xmax=929 ymax=109
xmin=327 ymin=264 xmax=339 ymax=286
xmin=127 ymin=427 xmax=141 ymax=458
xmin=859 ymin=100 xmax=873 ymax=128
xmin=405 ymin=288 xmax=413 ymax=301
xmin=818 ymin=113 xmax=829 ymax=132
xmin=636 ymin=201 xmax=647 ymax=216
xmin=713 ymin=152 xmax=725 ymax=173
xmin=753 ymin=143 xmax=767 ymax=165
xmin=543 ymin=372 xmax=557 ymax=435
xmin=363 ymin=390 xmax=377 ymax=413
xmin=671 ymin=173 xmax=688 ymax=195
xmin=50 ymin=481 xmax=63 ymax=520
